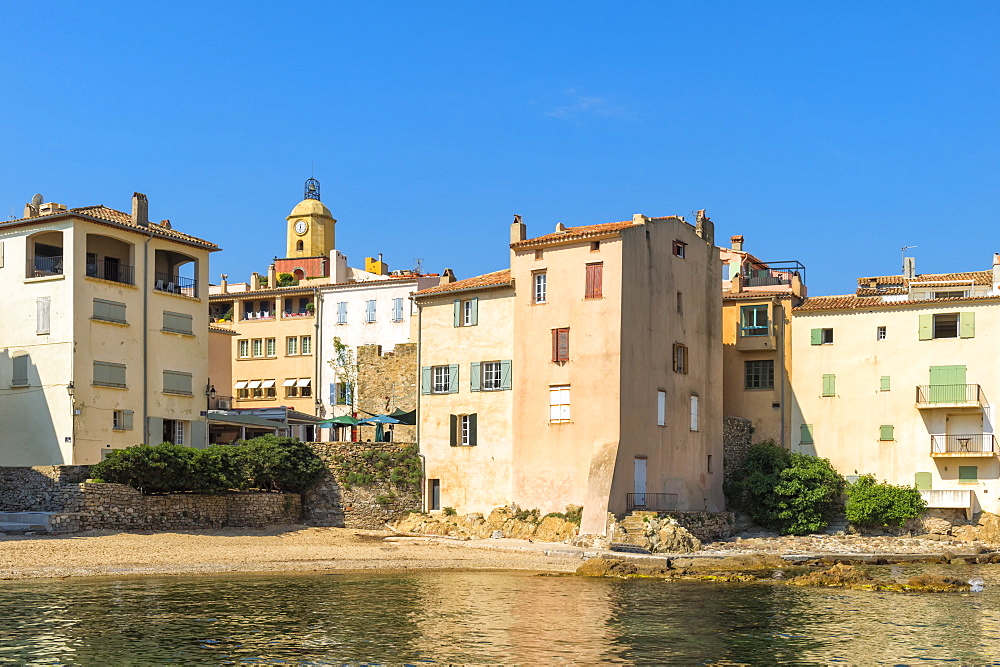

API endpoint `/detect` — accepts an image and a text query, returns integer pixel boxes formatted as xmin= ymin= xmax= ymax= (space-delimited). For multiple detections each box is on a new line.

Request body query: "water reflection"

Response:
xmin=1 ymin=566 xmax=1000 ymax=663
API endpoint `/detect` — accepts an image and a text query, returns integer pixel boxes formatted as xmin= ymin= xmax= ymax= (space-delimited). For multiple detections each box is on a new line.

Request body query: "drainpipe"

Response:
xmin=314 ymin=287 xmax=322 ymax=423
xmin=142 ymin=229 xmax=153 ymax=444
xmin=415 ymin=297 xmax=425 ymax=511
xmin=776 ymin=297 xmax=787 ymax=449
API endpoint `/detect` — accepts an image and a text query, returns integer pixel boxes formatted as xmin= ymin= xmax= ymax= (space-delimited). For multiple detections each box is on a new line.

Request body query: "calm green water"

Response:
xmin=1 ymin=566 xmax=1000 ymax=664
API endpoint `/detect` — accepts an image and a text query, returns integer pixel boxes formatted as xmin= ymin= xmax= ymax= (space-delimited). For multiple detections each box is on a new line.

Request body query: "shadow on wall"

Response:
xmin=0 ymin=465 xmax=90 ymax=512
xmin=0 ymin=348 xmax=63 ymax=465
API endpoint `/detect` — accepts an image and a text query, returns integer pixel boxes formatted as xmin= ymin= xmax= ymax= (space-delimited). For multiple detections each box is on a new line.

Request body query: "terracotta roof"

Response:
xmin=722 ymin=291 xmax=796 ymax=301
xmin=414 ymin=269 xmax=512 ymax=297
xmin=857 ymin=270 xmax=991 ymax=288
xmin=208 ymin=325 xmax=239 ymax=335
xmin=510 ymin=221 xmax=636 ymax=249
xmin=795 ymin=293 xmax=1000 ymax=313
xmin=856 ymin=287 xmax=907 ymax=297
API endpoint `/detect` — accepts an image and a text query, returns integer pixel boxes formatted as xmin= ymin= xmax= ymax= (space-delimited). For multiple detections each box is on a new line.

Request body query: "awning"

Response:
xmin=247 ymin=380 xmax=262 ymax=389
xmin=316 ymin=415 xmax=360 ymax=426
xmin=282 ymin=379 xmax=297 ymax=387
xmin=261 ymin=380 xmax=276 ymax=388
xmin=296 ymin=378 xmax=311 ymax=387
xmin=234 ymin=381 xmax=249 ymax=389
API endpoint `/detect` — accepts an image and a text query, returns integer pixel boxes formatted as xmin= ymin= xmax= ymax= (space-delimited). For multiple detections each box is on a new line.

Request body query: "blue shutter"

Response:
xmin=453 ymin=300 xmax=461 ymax=327
xmin=470 ymin=298 xmax=479 ymax=326
xmin=448 ymin=364 xmax=459 ymax=393
xmin=337 ymin=301 xmax=346 ymax=324
xmin=421 ymin=367 xmax=432 ymax=395
xmin=346 ymin=382 xmax=353 ymax=406
xmin=470 ymin=362 xmax=481 ymax=392
xmin=329 ymin=383 xmax=336 ymax=405
xmin=500 ymin=360 xmax=512 ymax=390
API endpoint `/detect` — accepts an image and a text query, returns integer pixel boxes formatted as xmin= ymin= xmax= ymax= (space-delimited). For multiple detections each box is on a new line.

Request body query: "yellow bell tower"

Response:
xmin=285 ymin=178 xmax=336 ymax=258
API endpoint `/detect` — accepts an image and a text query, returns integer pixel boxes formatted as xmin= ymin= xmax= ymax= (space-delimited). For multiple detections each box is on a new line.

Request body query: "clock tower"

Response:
xmin=285 ymin=178 xmax=336 ymax=259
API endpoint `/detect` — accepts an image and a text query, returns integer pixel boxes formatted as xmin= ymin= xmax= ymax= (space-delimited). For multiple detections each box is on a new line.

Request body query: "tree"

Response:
xmin=328 ymin=336 xmax=358 ymax=413
xmin=845 ymin=475 xmax=926 ymax=527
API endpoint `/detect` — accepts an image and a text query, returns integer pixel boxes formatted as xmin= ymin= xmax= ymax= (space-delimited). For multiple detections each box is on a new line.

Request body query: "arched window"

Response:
xmin=296 ymin=240 xmax=304 ymax=251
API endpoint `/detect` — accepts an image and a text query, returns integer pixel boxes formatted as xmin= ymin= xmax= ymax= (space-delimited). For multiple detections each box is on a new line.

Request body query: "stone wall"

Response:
xmin=609 ymin=510 xmax=735 ymax=543
xmin=304 ymin=441 xmax=421 ymax=529
xmin=356 ymin=343 xmax=417 ymax=442
xmin=0 ymin=466 xmax=91 ymax=512
xmin=722 ymin=416 xmax=753 ymax=486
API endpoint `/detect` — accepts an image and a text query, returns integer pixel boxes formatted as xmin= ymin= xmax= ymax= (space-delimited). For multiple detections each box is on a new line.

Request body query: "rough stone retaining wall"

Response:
xmin=304 ymin=442 xmax=421 ymax=529
xmin=722 ymin=416 xmax=753 ymax=486
xmin=0 ymin=466 xmax=91 ymax=512
xmin=609 ymin=510 xmax=735 ymax=543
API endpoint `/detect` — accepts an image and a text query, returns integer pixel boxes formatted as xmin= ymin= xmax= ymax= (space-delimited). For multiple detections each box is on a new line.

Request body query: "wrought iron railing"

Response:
xmin=27 ymin=256 xmax=63 ymax=277
xmin=930 ymin=433 xmax=997 ymax=454
xmin=743 ymin=273 xmax=791 ymax=287
xmin=86 ymin=259 xmax=135 ymax=285
xmin=916 ymin=384 xmax=985 ymax=405
xmin=626 ymin=492 xmax=679 ymax=512
xmin=154 ymin=272 xmax=198 ymax=297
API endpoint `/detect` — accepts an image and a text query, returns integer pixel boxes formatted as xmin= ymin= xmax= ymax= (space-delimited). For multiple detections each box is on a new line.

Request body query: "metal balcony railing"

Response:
xmin=916 ymin=384 xmax=986 ymax=406
xmin=27 ymin=256 xmax=63 ymax=277
xmin=86 ymin=259 xmax=135 ymax=285
xmin=743 ymin=273 xmax=791 ymax=287
xmin=626 ymin=492 xmax=679 ymax=512
xmin=738 ymin=323 xmax=770 ymax=337
xmin=930 ymin=433 xmax=997 ymax=454
xmin=154 ymin=272 xmax=198 ymax=297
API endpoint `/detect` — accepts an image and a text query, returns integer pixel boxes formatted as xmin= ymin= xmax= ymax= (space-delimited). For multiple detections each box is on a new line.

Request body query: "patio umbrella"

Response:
xmin=388 ymin=408 xmax=417 ymax=425
xmin=316 ymin=415 xmax=360 ymax=426
xmin=358 ymin=414 xmax=401 ymax=425
xmin=374 ymin=423 xmax=385 ymax=442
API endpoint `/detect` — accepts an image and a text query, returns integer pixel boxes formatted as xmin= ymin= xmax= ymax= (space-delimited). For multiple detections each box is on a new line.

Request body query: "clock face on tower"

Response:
xmin=294 ymin=220 xmax=308 ymax=235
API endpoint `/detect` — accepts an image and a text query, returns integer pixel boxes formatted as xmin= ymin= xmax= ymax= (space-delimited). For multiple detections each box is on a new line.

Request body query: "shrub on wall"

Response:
xmin=240 ymin=435 xmax=325 ymax=493
xmin=725 ymin=440 xmax=845 ymax=535
xmin=334 ymin=444 xmax=421 ymax=492
xmin=845 ymin=474 xmax=927 ymax=527
xmin=90 ymin=443 xmax=196 ymax=494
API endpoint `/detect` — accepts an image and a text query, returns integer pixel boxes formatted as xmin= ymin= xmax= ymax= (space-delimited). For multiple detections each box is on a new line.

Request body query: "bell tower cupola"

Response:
xmin=285 ymin=178 xmax=336 ymax=259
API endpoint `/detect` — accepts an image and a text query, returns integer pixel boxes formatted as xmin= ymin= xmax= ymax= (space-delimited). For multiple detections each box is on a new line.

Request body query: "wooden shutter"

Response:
xmin=880 ymin=424 xmax=894 ymax=441
xmin=191 ymin=420 xmax=208 ymax=449
xmin=448 ymin=364 xmax=459 ymax=393
xmin=449 ymin=414 xmax=458 ymax=447
xmin=880 ymin=376 xmax=891 ymax=391
xmin=918 ymin=314 xmax=933 ymax=340
xmin=914 ymin=472 xmax=932 ymax=490
xmin=552 ymin=328 xmax=569 ymax=362
xmin=500 ymin=360 xmax=512 ymax=390
xmin=12 ymin=354 xmax=28 ymax=386
xmin=453 ymin=300 xmax=462 ymax=327
xmin=421 ymin=366 xmax=432 ymax=395
xmin=468 ymin=413 xmax=477 ymax=446
xmin=470 ymin=362 xmax=481 ymax=392
xmin=960 ymin=311 xmax=975 ymax=338
xmin=585 ymin=263 xmax=603 ymax=299
xmin=959 ymin=466 xmax=978 ymax=483
xmin=470 ymin=298 xmax=479 ymax=326
xmin=338 ymin=301 xmax=347 ymax=323
xmin=123 ymin=410 xmax=134 ymax=431
xmin=146 ymin=416 xmax=163 ymax=445
xmin=800 ymin=423 xmax=814 ymax=444
xmin=163 ymin=311 xmax=193 ymax=334
xmin=810 ymin=328 xmax=823 ymax=345
xmin=822 ymin=374 xmax=836 ymax=397
xmin=36 ymin=297 xmax=50 ymax=334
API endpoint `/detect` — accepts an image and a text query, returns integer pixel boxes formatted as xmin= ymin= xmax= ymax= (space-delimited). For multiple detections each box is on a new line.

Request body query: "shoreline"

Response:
xmin=0 ymin=525 xmax=993 ymax=583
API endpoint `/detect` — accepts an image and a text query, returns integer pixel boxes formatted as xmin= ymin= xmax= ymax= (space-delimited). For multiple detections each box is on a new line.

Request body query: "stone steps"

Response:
xmin=0 ymin=512 xmax=57 ymax=534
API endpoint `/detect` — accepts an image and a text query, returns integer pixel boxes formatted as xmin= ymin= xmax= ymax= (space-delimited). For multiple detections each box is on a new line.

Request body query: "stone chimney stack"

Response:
xmin=267 ymin=264 xmax=277 ymax=288
xmin=439 ymin=268 xmax=456 ymax=285
xmin=220 ymin=274 xmax=228 ymax=294
xmin=695 ymin=209 xmax=715 ymax=245
xmin=992 ymin=253 xmax=1000 ymax=286
xmin=131 ymin=192 xmax=149 ymax=227
xmin=510 ymin=214 xmax=526 ymax=244
xmin=23 ymin=193 xmax=42 ymax=219
xmin=731 ymin=235 xmax=744 ymax=252
xmin=903 ymin=257 xmax=916 ymax=280
xmin=251 ymin=271 xmax=261 ymax=291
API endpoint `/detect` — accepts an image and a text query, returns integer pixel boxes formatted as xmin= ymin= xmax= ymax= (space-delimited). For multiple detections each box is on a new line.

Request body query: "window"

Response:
xmin=657 ymin=390 xmax=666 ymax=426
xmin=707 ymin=455 xmax=713 ymax=473
xmin=286 ymin=337 xmax=298 ymax=355
xmin=934 ymin=313 xmax=959 ymax=339
xmin=455 ymin=298 xmax=478 ymax=327
xmin=552 ymin=328 xmax=569 ymax=362
xmin=433 ymin=366 xmax=450 ymax=393
xmin=810 ymin=328 xmax=834 ymax=345
xmin=283 ymin=379 xmax=298 ymax=398
xmin=11 ymin=354 xmax=28 ymax=387
xmin=676 ymin=291 xmax=683 ymax=315
xmin=450 ymin=414 xmax=478 ymax=446
xmin=921 ymin=312 xmax=975 ymax=340
xmin=164 ymin=419 xmax=186 ymax=445
xmin=471 ymin=360 xmax=511 ymax=392
xmin=265 ymin=338 xmax=276 ymax=357
xmin=163 ymin=370 xmax=193 ymax=395
xmin=94 ymin=361 xmax=126 ymax=388
xmin=422 ymin=365 xmax=458 ymax=394
xmin=880 ymin=376 xmax=891 ymax=391
xmin=238 ymin=340 xmax=250 ymax=358
xmin=672 ymin=343 xmax=688 ymax=374
xmin=934 ymin=290 xmax=967 ymax=299
xmin=428 ymin=479 xmax=441 ymax=511
xmin=299 ymin=378 xmax=312 ymax=397
xmin=262 ymin=379 xmax=276 ymax=398
xmin=296 ymin=240 xmax=303 ymax=251
xmin=673 ymin=240 xmax=686 ymax=258
xmin=365 ymin=299 xmax=376 ymax=323
xmin=959 ymin=466 xmax=978 ymax=483
xmin=482 ymin=361 xmax=502 ymax=390
xmin=337 ymin=301 xmax=347 ymax=324
xmin=392 ymin=297 xmax=404 ymax=322
xmin=549 ymin=385 xmax=571 ymax=423
xmin=800 ymin=424 xmax=814 ymax=445
xmin=36 ymin=297 xmax=50 ymax=335
xmin=335 ymin=382 xmax=352 ymax=405
xmin=94 ymin=298 xmax=127 ymax=324
xmin=235 ymin=380 xmax=249 ymax=399
xmin=252 ymin=339 xmax=264 ymax=357
xmin=877 ymin=326 xmax=887 ymax=340
xmin=248 ymin=380 xmax=263 ymax=398
xmin=740 ymin=305 xmax=769 ymax=337
xmin=162 ymin=311 xmax=193 ymax=335
xmin=112 ymin=410 xmax=134 ymax=431
xmin=879 ymin=425 xmax=894 ymax=441
xmin=822 ymin=374 xmax=836 ymax=397
xmin=591 ymin=241 xmax=600 ymax=251
xmin=690 ymin=394 xmax=700 ymax=431
xmin=585 ymin=263 xmax=603 ymax=299
xmin=301 ymin=336 xmax=312 ymax=355
xmin=745 ymin=360 xmax=775 ymax=389
xmin=534 ymin=273 xmax=547 ymax=304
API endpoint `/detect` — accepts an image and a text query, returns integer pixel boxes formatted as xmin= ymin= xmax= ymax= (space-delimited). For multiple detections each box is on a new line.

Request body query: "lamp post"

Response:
xmin=206 ymin=384 xmax=216 ymax=411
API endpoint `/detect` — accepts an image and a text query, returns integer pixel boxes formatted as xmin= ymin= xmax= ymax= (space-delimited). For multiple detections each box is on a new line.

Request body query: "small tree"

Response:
xmin=846 ymin=474 xmax=926 ymax=528
xmin=238 ymin=435 xmax=325 ymax=492
xmin=277 ymin=272 xmax=298 ymax=287
xmin=328 ymin=336 xmax=358 ymax=414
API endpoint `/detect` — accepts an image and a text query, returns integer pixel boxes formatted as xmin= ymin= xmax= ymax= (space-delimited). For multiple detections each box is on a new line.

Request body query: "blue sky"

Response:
xmin=2 ymin=2 xmax=998 ymax=296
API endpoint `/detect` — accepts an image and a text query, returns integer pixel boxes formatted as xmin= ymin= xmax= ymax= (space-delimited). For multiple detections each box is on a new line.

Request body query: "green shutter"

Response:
xmin=800 ymin=423 xmax=814 ymax=444
xmin=123 ymin=410 xmax=134 ymax=431
xmin=811 ymin=328 xmax=822 ymax=345
xmin=879 ymin=424 xmax=894 ymax=441
xmin=880 ymin=376 xmax=891 ymax=391
xmin=448 ymin=364 xmax=459 ymax=393
xmin=453 ymin=300 xmax=461 ymax=327
xmin=960 ymin=311 xmax=975 ymax=338
xmin=468 ymin=413 xmax=478 ymax=446
xmin=500 ymin=360 xmax=512 ymax=390
xmin=146 ymin=416 xmax=163 ymax=446
xmin=421 ymin=366 xmax=432 ymax=395
xmin=929 ymin=365 xmax=967 ymax=402
xmin=449 ymin=414 xmax=457 ymax=447
xmin=918 ymin=314 xmax=933 ymax=340
xmin=914 ymin=472 xmax=932 ymax=490
xmin=959 ymin=466 xmax=978 ymax=483
xmin=191 ymin=420 xmax=208 ymax=449
xmin=822 ymin=374 xmax=836 ymax=397
xmin=470 ymin=362 xmax=481 ymax=392
xmin=470 ymin=298 xmax=479 ymax=326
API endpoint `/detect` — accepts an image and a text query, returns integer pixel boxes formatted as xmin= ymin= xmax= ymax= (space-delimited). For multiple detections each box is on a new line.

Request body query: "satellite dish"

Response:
xmin=31 ymin=194 xmax=43 ymax=206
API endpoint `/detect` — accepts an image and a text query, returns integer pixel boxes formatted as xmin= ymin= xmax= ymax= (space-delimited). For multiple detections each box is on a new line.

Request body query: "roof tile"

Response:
xmin=510 ymin=221 xmax=636 ymax=248
xmin=415 ymin=269 xmax=512 ymax=296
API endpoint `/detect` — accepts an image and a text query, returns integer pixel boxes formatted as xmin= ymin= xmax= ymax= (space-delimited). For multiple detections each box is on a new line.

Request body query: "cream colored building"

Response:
xmin=0 ymin=193 xmax=218 ymax=464
xmin=720 ymin=235 xmax=806 ymax=446
xmin=791 ymin=256 xmax=1000 ymax=516
xmin=418 ymin=212 xmax=724 ymax=535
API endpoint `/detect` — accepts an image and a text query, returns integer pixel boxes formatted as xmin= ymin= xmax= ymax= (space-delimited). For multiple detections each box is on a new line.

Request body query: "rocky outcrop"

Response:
xmin=612 ymin=513 xmax=702 ymax=553
xmin=391 ymin=505 xmax=581 ymax=542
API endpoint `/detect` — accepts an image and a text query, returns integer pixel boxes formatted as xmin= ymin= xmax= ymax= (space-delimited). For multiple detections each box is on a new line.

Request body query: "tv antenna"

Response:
xmin=901 ymin=245 xmax=917 ymax=273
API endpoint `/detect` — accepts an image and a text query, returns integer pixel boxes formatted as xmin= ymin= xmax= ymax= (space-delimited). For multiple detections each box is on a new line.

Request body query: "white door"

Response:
xmin=634 ymin=458 xmax=647 ymax=508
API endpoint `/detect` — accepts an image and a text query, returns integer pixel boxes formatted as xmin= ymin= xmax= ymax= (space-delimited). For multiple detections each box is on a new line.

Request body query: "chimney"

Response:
xmin=220 ymin=274 xmax=228 ymax=294
xmin=992 ymin=253 xmax=1000 ymax=286
xmin=695 ymin=209 xmax=714 ymax=245
xmin=555 ymin=222 xmax=566 ymax=233
xmin=251 ymin=271 xmax=261 ymax=291
xmin=731 ymin=235 xmax=744 ymax=252
xmin=510 ymin=214 xmax=526 ymax=244
xmin=903 ymin=257 xmax=916 ymax=280
xmin=632 ymin=214 xmax=648 ymax=225
xmin=131 ymin=192 xmax=149 ymax=227
xmin=440 ymin=268 xmax=456 ymax=285
xmin=267 ymin=263 xmax=277 ymax=288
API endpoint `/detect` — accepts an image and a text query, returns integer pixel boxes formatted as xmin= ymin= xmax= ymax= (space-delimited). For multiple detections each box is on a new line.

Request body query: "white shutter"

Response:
xmin=36 ymin=297 xmax=50 ymax=334
xmin=690 ymin=395 xmax=699 ymax=431
xmin=560 ymin=388 xmax=571 ymax=421
xmin=657 ymin=390 xmax=666 ymax=426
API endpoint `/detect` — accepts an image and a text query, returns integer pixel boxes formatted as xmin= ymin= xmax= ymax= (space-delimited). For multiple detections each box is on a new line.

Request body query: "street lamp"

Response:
xmin=66 ymin=381 xmax=74 ymax=397
xmin=206 ymin=384 xmax=216 ymax=410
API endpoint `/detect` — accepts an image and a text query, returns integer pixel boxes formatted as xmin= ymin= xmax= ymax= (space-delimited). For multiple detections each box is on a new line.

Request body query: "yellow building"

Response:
xmin=792 ymin=255 xmax=1000 ymax=517
xmin=0 ymin=193 xmax=218 ymax=464
xmin=720 ymin=235 xmax=806 ymax=447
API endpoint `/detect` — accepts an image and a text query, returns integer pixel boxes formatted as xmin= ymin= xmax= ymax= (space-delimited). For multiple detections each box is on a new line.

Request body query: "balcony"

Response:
xmin=735 ymin=323 xmax=775 ymax=351
xmin=154 ymin=272 xmax=198 ymax=298
xmin=626 ymin=492 xmax=679 ymax=512
xmin=930 ymin=433 xmax=997 ymax=457
xmin=27 ymin=256 xmax=63 ymax=278
xmin=919 ymin=489 xmax=974 ymax=519
xmin=86 ymin=258 xmax=135 ymax=286
xmin=916 ymin=384 xmax=986 ymax=410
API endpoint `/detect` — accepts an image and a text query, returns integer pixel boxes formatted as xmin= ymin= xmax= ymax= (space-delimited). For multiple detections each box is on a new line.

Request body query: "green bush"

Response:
xmin=334 ymin=444 xmax=421 ymax=492
xmin=846 ymin=475 xmax=926 ymax=527
xmin=276 ymin=272 xmax=298 ymax=287
xmin=238 ymin=435 xmax=326 ymax=493
xmin=442 ymin=506 xmax=457 ymax=516
xmin=90 ymin=443 xmax=196 ymax=494
xmin=726 ymin=440 xmax=845 ymax=535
